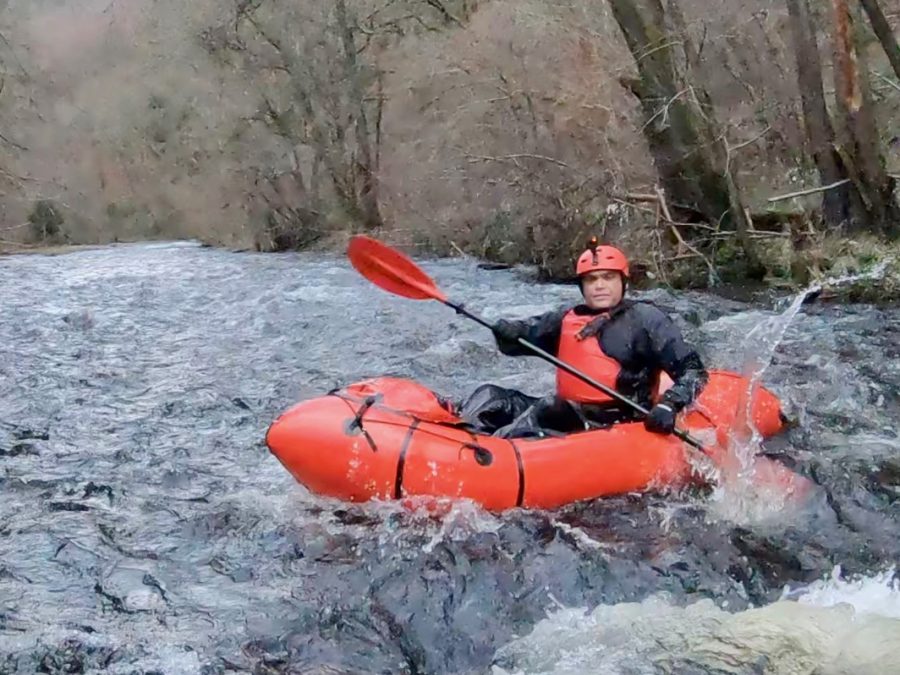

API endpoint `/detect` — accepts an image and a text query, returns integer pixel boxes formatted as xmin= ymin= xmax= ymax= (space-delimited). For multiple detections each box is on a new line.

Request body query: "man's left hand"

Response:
xmin=645 ymin=403 xmax=676 ymax=434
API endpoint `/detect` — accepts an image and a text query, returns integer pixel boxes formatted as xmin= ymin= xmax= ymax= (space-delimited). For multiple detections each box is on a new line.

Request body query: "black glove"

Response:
xmin=645 ymin=403 xmax=676 ymax=434
xmin=492 ymin=319 xmax=520 ymax=344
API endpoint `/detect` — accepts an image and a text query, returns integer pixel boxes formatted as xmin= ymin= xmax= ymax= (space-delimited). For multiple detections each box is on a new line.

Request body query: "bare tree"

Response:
xmin=236 ymin=1 xmax=384 ymax=235
xmin=783 ymin=0 xmax=899 ymax=236
xmin=200 ymin=0 xmax=470 ymax=248
xmin=785 ymin=0 xmax=850 ymax=229
xmin=0 ymin=23 xmax=32 ymax=244
xmin=830 ymin=0 xmax=900 ymax=235
xmin=607 ymin=0 xmax=760 ymax=271
xmin=335 ymin=0 xmax=382 ymax=231
xmin=859 ymin=0 xmax=900 ymax=82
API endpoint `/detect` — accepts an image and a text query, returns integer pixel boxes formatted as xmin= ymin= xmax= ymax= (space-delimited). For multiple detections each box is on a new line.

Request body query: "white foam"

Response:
xmin=784 ymin=565 xmax=900 ymax=619
xmin=493 ymin=569 xmax=900 ymax=675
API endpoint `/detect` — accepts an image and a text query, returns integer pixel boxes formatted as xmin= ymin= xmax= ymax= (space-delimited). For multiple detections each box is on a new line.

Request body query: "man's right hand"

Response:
xmin=644 ymin=403 xmax=676 ymax=434
xmin=492 ymin=319 xmax=520 ymax=343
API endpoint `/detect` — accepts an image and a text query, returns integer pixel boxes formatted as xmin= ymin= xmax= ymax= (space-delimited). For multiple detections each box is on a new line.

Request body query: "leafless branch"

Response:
xmin=634 ymin=39 xmax=684 ymax=65
xmin=696 ymin=23 xmax=708 ymax=61
xmin=611 ymin=197 xmax=656 ymax=215
xmin=362 ymin=0 xmax=403 ymax=25
xmin=767 ymin=179 xmax=852 ymax=203
xmin=641 ymin=87 xmax=692 ymax=132
xmin=667 ymin=220 xmax=717 ymax=277
xmin=614 ymin=192 xmax=659 ymax=202
xmin=0 ymin=131 xmax=28 ymax=152
xmin=374 ymin=67 xmax=384 ymax=172
xmin=0 ymin=31 xmax=29 ymax=77
xmin=464 ymin=153 xmax=571 ymax=169
xmin=655 ymin=186 xmax=674 ymax=222
xmin=724 ymin=125 xmax=772 ymax=175
xmin=729 ymin=125 xmax=773 ymax=153
xmin=872 ymin=71 xmax=900 ymax=95
xmin=423 ymin=0 xmax=464 ymax=27
xmin=0 ymin=222 xmax=30 ymax=232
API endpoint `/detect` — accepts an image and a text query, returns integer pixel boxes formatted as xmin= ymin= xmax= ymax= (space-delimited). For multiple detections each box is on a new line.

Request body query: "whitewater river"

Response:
xmin=1 ymin=242 xmax=898 ymax=674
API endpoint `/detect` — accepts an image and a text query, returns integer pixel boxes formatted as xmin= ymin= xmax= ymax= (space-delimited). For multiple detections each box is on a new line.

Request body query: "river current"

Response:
xmin=1 ymin=242 xmax=898 ymax=674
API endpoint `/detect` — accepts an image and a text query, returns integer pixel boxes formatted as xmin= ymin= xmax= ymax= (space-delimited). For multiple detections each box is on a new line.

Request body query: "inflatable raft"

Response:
xmin=266 ymin=371 xmax=786 ymax=510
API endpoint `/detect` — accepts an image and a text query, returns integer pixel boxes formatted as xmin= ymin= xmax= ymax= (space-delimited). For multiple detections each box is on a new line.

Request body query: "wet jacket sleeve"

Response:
xmin=642 ymin=306 xmax=708 ymax=412
xmin=493 ymin=307 xmax=569 ymax=357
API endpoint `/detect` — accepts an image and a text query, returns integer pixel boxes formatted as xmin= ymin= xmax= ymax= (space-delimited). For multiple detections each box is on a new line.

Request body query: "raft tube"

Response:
xmin=266 ymin=371 xmax=785 ymax=510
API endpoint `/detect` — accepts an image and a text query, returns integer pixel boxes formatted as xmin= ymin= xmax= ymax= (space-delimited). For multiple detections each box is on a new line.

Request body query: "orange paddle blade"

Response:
xmin=347 ymin=235 xmax=447 ymax=302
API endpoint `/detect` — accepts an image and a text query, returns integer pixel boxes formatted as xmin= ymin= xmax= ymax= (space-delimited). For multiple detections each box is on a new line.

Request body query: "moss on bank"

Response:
xmin=789 ymin=235 xmax=900 ymax=304
xmin=398 ymin=221 xmax=900 ymax=304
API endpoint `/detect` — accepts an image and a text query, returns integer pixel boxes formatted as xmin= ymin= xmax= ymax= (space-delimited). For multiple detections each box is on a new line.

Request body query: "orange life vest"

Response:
xmin=556 ymin=309 xmax=622 ymax=403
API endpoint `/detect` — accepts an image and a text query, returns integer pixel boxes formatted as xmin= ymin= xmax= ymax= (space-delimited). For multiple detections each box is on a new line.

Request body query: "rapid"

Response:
xmin=1 ymin=242 xmax=898 ymax=674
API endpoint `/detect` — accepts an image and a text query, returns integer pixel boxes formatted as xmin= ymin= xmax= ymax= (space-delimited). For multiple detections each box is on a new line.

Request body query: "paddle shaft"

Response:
xmin=446 ymin=301 xmax=706 ymax=451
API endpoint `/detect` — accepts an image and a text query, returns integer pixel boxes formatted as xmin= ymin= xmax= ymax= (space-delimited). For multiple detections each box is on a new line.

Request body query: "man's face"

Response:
xmin=581 ymin=270 xmax=624 ymax=310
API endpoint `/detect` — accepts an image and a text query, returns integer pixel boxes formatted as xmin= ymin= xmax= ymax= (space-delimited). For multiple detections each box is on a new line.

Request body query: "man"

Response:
xmin=457 ymin=239 xmax=708 ymax=437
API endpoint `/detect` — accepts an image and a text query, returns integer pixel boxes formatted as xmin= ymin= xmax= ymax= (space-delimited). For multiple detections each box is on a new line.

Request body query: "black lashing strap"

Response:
xmin=464 ymin=428 xmax=521 ymax=505
xmin=509 ymin=439 xmax=525 ymax=507
xmin=342 ymin=394 xmax=380 ymax=453
xmin=459 ymin=428 xmax=494 ymax=467
xmin=394 ymin=419 xmax=421 ymax=499
xmin=331 ymin=391 xmax=521 ymax=503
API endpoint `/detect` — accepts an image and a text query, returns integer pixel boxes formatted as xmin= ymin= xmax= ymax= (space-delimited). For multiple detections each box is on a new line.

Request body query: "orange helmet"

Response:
xmin=575 ymin=238 xmax=630 ymax=278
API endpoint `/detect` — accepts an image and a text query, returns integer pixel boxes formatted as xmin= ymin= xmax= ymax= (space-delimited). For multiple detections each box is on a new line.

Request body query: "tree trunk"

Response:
xmin=785 ymin=0 xmax=850 ymax=228
xmin=335 ymin=0 xmax=384 ymax=232
xmin=609 ymin=0 xmax=761 ymax=273
xmin=859 ymin=0 xmax=900 ymax=81
xmin=609 ymin=0 xmax=731 ymax=222
xmin=831 ymin=0 xmax=900 ymax=235
xmin=666 ymin=0 xmax=759 ymax=272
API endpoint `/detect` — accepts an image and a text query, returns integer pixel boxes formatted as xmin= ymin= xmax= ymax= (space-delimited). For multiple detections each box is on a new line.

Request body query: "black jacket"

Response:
xmin=493 ymin=300 xmax=708 ymax=413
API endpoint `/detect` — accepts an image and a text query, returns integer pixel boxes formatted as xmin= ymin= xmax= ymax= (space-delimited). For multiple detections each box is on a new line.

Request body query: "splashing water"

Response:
xmin=492 ymin=568 xmax=900 ymax=675
xmin=708 ymin=262 xmax=890 ymax=524
xmin=784 ymin=565 xmax=900 ymax=619
xmin=416 ymin=498 xmax=504 ymax=553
